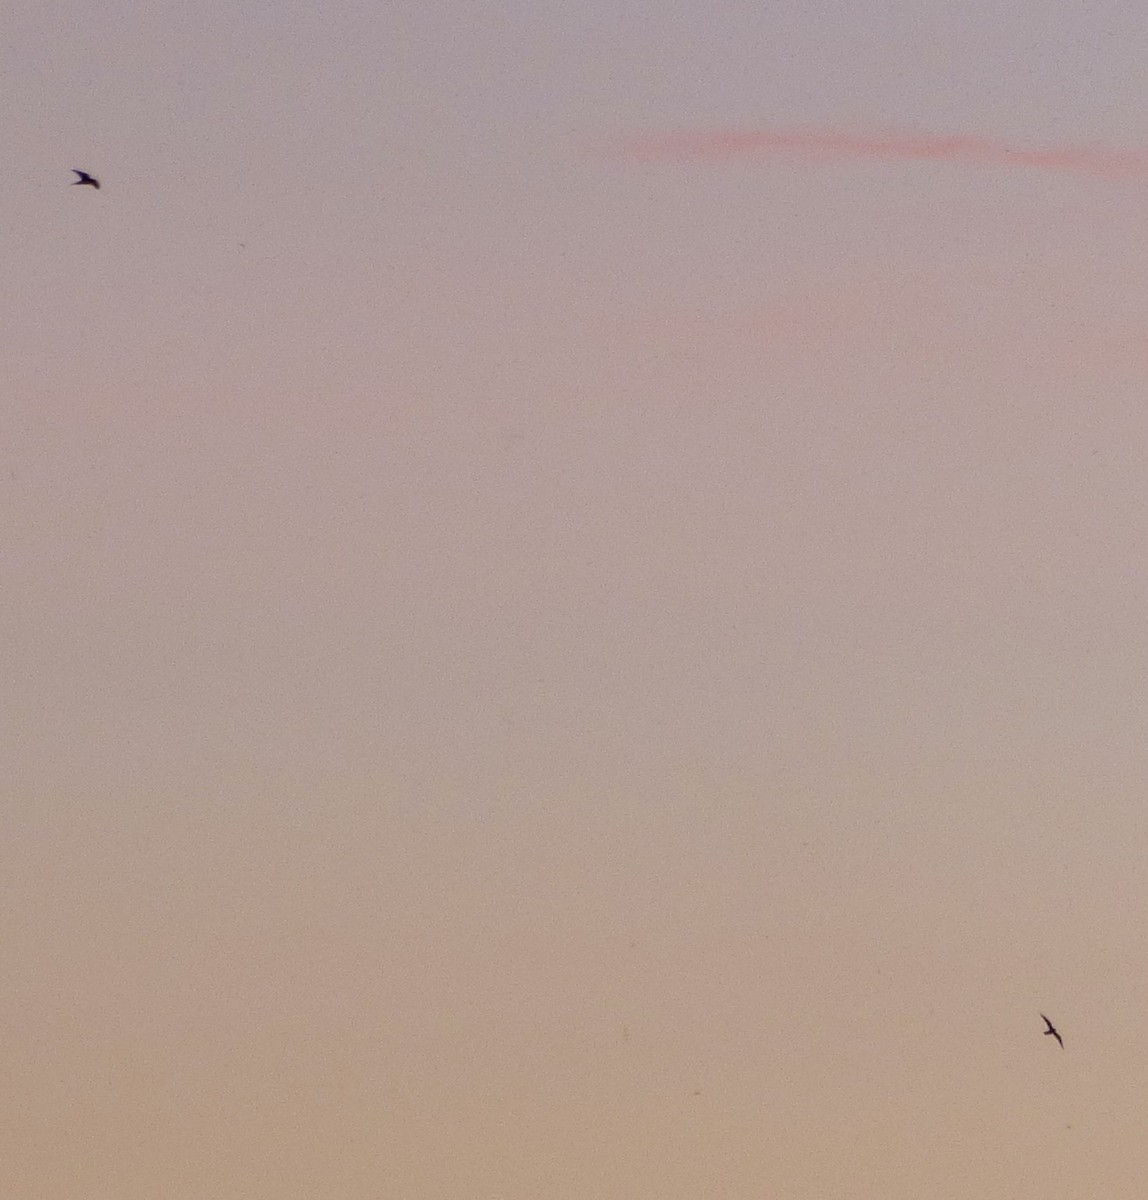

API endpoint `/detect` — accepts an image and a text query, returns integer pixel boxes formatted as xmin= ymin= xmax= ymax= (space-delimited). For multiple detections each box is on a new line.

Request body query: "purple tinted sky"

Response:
xmin=5 ymin=1 xmax=1148 ymax=1196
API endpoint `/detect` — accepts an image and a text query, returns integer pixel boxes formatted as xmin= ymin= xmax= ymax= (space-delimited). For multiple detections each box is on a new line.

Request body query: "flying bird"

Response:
xmin=1041 ymin=1014 xmax=1063 ymax=1048
xmin=71 ymin=169 xmax=100 ymax=189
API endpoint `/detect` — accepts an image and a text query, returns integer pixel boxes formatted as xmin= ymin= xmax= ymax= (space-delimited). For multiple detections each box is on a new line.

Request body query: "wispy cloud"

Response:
xmin=617 ymin=128 xmax=1148 ymax=180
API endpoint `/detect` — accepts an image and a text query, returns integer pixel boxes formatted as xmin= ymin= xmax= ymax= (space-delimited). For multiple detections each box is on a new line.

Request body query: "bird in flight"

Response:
xmin=1041 ymin=1014 xmax=1064 ymax=1049
xmin=71 ymin=169 xmax=100 ymax=189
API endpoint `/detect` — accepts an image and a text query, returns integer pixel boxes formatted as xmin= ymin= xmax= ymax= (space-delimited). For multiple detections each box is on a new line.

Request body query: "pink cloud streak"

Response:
xmin=619 ymin=128 xmax=1148 ymax=180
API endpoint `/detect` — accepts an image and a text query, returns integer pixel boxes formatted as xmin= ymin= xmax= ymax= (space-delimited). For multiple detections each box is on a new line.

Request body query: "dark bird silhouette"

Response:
xmin=71 ymin=169 xmax=100 ymax=189
xmin=1041 ymin=1014 xmax=1063 ymax=1048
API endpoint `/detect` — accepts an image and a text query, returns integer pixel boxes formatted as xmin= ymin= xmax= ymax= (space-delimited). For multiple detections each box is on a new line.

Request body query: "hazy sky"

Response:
xmin=5 ymin=1 xmax=1148 ymax=1196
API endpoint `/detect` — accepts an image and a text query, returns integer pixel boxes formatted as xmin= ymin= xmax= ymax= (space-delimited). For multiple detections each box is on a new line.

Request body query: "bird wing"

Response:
xmin=1041 ymin=1014 xmax=1054 ymax=1031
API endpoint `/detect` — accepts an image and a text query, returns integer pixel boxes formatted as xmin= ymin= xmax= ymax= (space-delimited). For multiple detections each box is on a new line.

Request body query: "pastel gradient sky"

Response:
xmin=5 ymin=1 xmax=1148 ymax=1196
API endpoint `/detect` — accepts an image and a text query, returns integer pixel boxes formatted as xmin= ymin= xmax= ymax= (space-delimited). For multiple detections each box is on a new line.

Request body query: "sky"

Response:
xmin=4 ymin=0 xmax=1148 ymax=1195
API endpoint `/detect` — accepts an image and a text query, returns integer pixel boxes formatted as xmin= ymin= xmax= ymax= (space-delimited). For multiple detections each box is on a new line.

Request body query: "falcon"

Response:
xmin=71 ymin=169 xmax=100 ymax=189
xmin=1041 ymin=1013 xmax=1063 ymax=1049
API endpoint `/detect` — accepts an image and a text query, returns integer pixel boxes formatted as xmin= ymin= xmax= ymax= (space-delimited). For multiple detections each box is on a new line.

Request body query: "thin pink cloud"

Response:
xmin=618 ymin=128 xmax=1148 ymax=181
